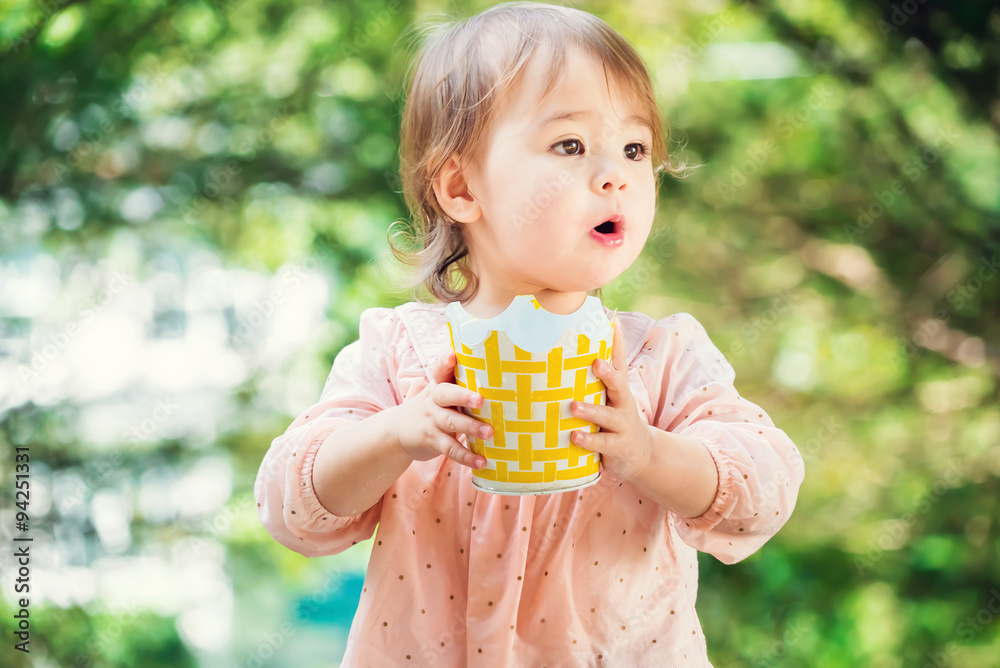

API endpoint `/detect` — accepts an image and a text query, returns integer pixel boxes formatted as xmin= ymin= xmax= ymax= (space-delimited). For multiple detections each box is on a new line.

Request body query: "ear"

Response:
xmin=432 ymin=154 xmax=481 ymax=224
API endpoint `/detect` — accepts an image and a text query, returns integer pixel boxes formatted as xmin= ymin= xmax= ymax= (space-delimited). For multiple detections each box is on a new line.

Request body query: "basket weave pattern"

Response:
xmin=447 ymin=322 xmax=612 ymax=484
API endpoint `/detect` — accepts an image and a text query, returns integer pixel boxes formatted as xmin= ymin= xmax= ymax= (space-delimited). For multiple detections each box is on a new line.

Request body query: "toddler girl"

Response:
xmin=255 ymin=2 xmax=805 ymax=665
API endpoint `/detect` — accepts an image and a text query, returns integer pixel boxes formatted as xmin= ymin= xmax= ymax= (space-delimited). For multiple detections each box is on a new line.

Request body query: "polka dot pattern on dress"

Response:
xmin=254 ymin=306 xmax=803 ymax=665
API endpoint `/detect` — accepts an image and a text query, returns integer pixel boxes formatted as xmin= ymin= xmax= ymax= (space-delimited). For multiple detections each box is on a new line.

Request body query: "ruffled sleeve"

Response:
xmin=253 ymin=307 xmax=404 ymax=558
xmin=641 ymin=312 xmax=805 ymax=564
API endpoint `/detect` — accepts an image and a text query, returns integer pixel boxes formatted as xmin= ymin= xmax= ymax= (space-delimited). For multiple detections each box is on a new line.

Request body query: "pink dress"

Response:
xmin=254 ymin=301 xmax=805 ymax=667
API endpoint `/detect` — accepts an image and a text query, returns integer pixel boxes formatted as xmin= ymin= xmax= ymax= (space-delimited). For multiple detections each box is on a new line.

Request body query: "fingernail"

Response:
xmin=480 ymin=425 xmax=491 ymax=438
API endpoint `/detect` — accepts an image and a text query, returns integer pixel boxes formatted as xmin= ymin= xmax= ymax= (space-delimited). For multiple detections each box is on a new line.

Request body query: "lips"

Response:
xmin=591 ymin=213 xmax=625 ymax=247
xmin=597 ymin=214 xmax=625 ymax=233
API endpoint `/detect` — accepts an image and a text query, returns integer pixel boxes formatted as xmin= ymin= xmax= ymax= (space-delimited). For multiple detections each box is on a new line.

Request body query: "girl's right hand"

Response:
xmin=393 ymin=351 xmax=492 ymax=469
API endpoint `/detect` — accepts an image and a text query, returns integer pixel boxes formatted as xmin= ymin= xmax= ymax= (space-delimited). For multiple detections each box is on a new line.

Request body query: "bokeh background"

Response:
xmin=1 ymin=0 xmax=999 ymax=666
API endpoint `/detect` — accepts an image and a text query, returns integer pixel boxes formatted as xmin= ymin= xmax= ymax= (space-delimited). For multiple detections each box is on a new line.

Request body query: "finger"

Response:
xmin=570 ymin=400 xmax=616 ymax=432
xmin=435 ymin=405 xmax=493 ymax=442
xmin=431 ymin=380 xmax=483 ymax=411
xmin=593 ymin=354 xmax=624 ymax=405
xmin=594 ymin=318 xmax=628 ymax=404
xmin=430 ymin=351 xmax=457 ymax=385
xmin=438 ymin=432 xmax=487 ymax=469
xmin=570 ymin=427 xmax=612 ymax=453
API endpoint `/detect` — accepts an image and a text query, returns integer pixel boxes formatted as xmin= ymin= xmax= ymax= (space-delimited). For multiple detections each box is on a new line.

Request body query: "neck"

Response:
xmin=457 ymin=244 xmax=592 ymax=319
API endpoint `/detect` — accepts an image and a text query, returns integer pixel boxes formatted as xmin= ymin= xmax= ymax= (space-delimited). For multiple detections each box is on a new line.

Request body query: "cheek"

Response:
xmin=628 ymin=181 xmax=657 ymax=250
xmin=507 ymin=183 xmax=569 ymax=237
xmin=525 ymin=178 xmax=568 ymax=214
xmin=636 ymin=174 xmax=657 ymax=217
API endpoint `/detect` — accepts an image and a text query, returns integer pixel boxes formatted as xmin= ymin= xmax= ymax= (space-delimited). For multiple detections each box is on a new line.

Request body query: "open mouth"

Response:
xmin=590 ymin=216 xmax=625 ymax=247
xmin=593 ymin=220 xmax=617 ymax=235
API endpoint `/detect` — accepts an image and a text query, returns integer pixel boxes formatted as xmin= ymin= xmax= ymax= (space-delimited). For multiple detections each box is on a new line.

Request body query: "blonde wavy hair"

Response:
xmin=385 ymin=1 xmax=695 ymax=305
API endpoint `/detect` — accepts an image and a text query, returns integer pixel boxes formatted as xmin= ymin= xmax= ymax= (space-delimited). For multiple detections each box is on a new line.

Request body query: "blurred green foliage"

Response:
xmin=1 ymin=0 xmax=999 ymax=666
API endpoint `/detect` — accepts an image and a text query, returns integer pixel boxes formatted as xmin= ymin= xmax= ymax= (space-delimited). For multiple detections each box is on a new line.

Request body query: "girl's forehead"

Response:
xmin=512 ymin=48 xmax=629 ymax=105
xmin=463 ymin=42 xmax=657 ymax=165
xmin=512 ymin=85 xmax=649 ymax=138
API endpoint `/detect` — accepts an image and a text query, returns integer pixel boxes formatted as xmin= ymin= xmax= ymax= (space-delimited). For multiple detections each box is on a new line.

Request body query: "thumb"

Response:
xmin=430 ymin=350 xmax=458 ymax=385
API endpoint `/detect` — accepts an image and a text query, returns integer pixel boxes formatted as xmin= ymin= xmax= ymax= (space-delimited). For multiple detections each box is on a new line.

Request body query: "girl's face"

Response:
xmin=455 ymin=45 xmax=657 ymax=312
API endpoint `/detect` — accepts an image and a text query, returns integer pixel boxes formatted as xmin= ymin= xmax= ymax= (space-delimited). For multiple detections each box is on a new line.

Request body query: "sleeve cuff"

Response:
xmin=674 ymin=429 xmax=736 ymax=534
xmin=290 ymin=421 xmax=370 ymax=532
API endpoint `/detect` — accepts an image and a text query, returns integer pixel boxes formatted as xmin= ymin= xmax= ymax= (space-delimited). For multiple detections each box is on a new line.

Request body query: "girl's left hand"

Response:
xmin=569 ymin=317 xmax=655 ymax=483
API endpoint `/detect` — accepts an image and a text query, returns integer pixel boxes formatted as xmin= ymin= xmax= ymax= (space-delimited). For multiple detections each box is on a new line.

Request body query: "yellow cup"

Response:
xmin=444 ymin=294 xmax=614 ymax=495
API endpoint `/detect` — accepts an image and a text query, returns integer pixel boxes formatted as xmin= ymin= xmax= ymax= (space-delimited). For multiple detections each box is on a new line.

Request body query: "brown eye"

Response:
xmin=624 ymin=143 xmax=649 ymax=160
xmin=553 ymin=139 xmax=584 ymax=155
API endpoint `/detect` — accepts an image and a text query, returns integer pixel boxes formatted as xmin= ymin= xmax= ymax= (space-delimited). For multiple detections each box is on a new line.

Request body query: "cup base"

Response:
xmin=471 ymin=471 xmax=601 ymax=496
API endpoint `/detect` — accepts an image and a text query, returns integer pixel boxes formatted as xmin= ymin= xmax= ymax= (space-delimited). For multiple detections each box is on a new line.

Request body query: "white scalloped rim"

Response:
xmin=445 ymin=294 xmax=613 ymax=353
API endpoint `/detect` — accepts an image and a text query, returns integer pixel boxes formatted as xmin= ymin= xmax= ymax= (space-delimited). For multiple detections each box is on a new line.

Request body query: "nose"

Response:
xmin=591 ymin=158 xmax=626 ymax=194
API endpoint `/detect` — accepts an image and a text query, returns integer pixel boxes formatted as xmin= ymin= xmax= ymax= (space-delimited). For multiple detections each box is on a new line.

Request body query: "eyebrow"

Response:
xmin=536 ymin=109 xmax=652 ymax=132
